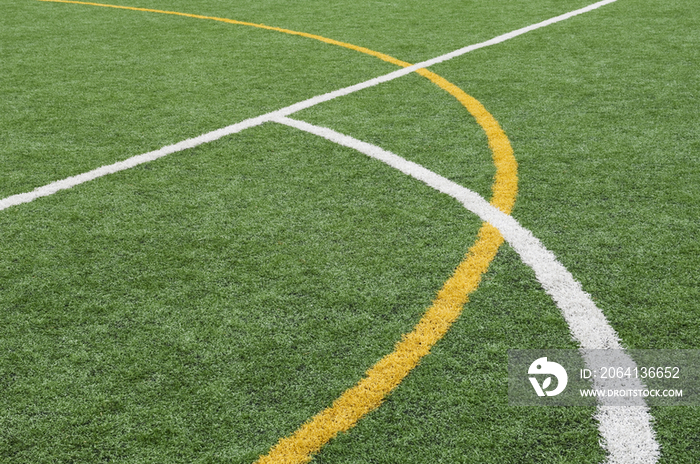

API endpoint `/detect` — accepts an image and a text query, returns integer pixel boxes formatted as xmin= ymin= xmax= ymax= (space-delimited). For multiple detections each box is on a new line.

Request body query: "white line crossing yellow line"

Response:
xmin=274 ymin=116 xmax=660 ymax=464
xmin=4 ymin=0 xmax=616 ymax=211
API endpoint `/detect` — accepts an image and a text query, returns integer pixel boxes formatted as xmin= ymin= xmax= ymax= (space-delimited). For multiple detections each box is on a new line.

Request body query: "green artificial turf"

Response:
xmin=1 ymin=0 xmax=698 ymax=462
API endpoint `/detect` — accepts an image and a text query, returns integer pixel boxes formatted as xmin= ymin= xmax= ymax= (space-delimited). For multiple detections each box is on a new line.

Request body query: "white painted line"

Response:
xmin=412 ymin=0 xmax=619 ymax=70
xmin=273 ymin=115 xmax=659 ymax=464
xmin=267 ymin=0 xmax=621 ymax=118
xmin=0 ymin=115 xmax=271 ymax=211
xmin=1 ymin=0 xmax=618 ymax=212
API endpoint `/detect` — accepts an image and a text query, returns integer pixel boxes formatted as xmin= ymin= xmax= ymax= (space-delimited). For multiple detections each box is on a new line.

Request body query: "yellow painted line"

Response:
xmin=255 ymin=86 xmax=515 ymax=462
xmin=39 ymin=0 xmax=412 ymax=68
xmin=256 ymin=224 xmax=504 ymax=464
xmin=38 ymin=1 xmax=517 ymax=462
xmin=415 ymin=69 xmax=517 ymax=215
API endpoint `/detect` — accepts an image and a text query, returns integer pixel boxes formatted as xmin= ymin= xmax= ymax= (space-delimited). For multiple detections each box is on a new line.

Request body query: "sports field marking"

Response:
xmin=270 ymin=117 xmax=660 ymax=463
xmin=37 ymin=0 xmax=620 ymax=75
xmin=254 ymin=117 xmax=505 ymax=464
xmin=3 ymin=0 xmax=617 ymax=211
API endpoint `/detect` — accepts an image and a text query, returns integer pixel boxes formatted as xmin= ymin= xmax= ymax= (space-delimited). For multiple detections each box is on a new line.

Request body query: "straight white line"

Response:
xmin=402 ymin=0 xmax=620 ymax=70
xmin=0 ymin=0 xmax=618 ymax=212
xmin=263 ymin=0 xmax=621 ymax=118
xmin=0 ymin=115 xmax=270 ymax=211
xmin=274 ymin=115 xmax=659 ymax=464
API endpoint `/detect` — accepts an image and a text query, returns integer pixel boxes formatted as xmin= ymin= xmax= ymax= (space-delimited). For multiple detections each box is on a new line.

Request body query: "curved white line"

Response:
xmin=273 ymin=115 xmax=659 ymax=464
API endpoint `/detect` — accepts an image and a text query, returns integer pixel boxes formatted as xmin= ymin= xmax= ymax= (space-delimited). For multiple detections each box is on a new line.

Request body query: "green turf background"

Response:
xmin=2 ymin=0 xmax=698 ymax=462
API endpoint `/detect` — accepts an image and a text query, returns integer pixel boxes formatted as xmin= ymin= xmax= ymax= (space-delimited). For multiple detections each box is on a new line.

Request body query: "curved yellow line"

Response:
xmin=39 ymin=0 xmax=413 ymax=68
xmin=415 ymin=69 xmax=518 ymax=215
xmin=38 ymin=1 xmax=518 ymax=462
xmin=258 ymin=71 xmax=516 ymax=464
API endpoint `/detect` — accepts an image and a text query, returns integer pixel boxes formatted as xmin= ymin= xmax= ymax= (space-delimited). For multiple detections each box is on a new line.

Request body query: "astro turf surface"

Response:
xmin=1 ymin=0 xmax=699 ymax=462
